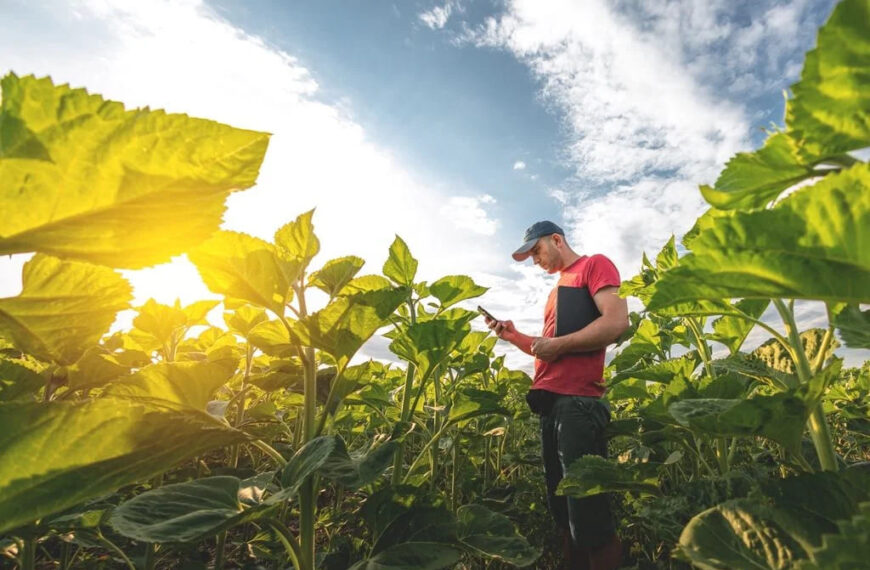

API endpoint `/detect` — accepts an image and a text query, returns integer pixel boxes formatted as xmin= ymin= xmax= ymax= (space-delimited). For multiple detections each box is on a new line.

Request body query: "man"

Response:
xmin=485 ymin=221 xmax=628 ymax=570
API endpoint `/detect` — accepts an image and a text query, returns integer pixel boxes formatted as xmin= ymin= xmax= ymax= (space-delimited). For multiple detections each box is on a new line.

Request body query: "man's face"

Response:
xmin=530 ymin=235 xmax=560 ymax=274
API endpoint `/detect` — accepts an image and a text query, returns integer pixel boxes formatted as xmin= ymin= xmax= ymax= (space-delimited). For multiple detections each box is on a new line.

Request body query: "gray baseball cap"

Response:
xmin=512 ymin=220 xmax=564 ymax=261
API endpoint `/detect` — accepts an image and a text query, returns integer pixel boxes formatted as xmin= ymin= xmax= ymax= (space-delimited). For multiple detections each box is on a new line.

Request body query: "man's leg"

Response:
xmin=552 ymin=397 xmax=621 ymax=568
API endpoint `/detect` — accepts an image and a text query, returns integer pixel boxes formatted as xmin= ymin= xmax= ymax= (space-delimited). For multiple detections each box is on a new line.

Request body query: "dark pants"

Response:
xmin=540 ymin=396 xmax=615 ymax=550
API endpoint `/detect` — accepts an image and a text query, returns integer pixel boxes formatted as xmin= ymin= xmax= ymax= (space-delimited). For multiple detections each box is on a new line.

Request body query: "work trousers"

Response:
xmin=540 ymin=395 xmax=615 ymax=550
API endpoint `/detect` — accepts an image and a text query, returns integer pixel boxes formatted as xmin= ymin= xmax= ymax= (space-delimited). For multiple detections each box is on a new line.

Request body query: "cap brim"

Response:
xmin=512 ymin=238 xmax=538 ymax=261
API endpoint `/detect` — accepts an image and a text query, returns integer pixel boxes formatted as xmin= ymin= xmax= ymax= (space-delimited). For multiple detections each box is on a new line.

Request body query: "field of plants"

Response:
xmin=0 ymin=0 xmax=867 ymax=568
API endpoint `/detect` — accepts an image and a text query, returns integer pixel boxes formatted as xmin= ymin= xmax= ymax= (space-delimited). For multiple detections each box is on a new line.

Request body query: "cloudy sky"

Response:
xmin=1 ymin=0 xmax=864 ymax=367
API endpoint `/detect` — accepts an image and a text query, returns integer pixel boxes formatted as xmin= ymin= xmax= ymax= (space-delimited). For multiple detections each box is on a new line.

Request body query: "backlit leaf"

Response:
xmin=0 ymin=359 xmax=43 ymax=401
xmin=383 ymin=236 xmax=418 ymax=287
xmin=0 ymin=73 xmax=270 ymax=268
xmin=786 ymin=0 xmax=870 ymax=161
xmin=189 ymin=230 xmax=292 ymax=316
xmin=557 ymin=455 xmax=660 ymax=499
xmin=831 ymin=304 xmax=870 ymax=349
xmin=105 ymin=360 xmax=234 ymax=409
xmin=429 ymin=275 xmax=487 ymax=310
xmin=0 ymin=398 xmax=249 ymax=534
xmin=309 ymin=256 xmax=365 ymax=297
xmin=710 ymin=299 xmax=770 ymax=355
xmin=0 ymin=254 xmax=131 ymax=365
xmin=274 ymin=209 xmax=320 ymax=268
xmin=648 ymin=164 xmax=870 ymax=310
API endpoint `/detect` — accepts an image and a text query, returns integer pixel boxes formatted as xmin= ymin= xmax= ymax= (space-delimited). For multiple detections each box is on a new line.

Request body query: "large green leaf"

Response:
xmin=700 ymin=133 xmax=814 ymax=210
xmin=448 ymin=388 xmax=509 ymax=424
xmin=455 ymin=504 xmax=540 ymax=566
xmin=223 ymin=304 xmax=269 ymax=338
xmin=710 ymin=299 xmax=770 ymax=354
xmin=798 ymin=501 xmax=870 ymax=570
xmin=189 ymin=230 xmax=294 ymax=316
xmin=428 ymin=275 xmax=487 ymax=310
xmin=133 ymin=299 xmax=218 ymax=347
xmin=0 ymin=398 xmax=249 ymax=534
xmin=383 ymin=236 xmax=418 ymax=287
xmin=308 ymin=256 xmax=365 ymax=297
xmin=0 ymin=359 xmax=43 ymax=401
xmin=348 ymin=542 xmax=462 ymax=570
xmin=389 ymin=317 xmax=472 ymax=380
xmin=675 ymin=499 xmax=815 ymax=570
xmin=786 ymin=0 xmax=870 ymax=161
xmin=648 ymin=164 xmax=870 ymax=310
xmin=668 ymin=394 xmax=809 ymax=453
xmin=292 ymin=286 xmax=408 ymax=367
xmin=105 ymin=360 xmax=234 ymax=409
xmin=609 ymin=351 xmax=700 ymax=386
xmin=109 ymin=476 xmax=274 ymax=543
xmin=557 ymin=456 xmax=660 ymax=499
xmin=274 ymin=209 xmax=320 ymax=269
xmin=831 ymin=304 xmax=870 ymax=349
xmin=0 ymin=74 xmax=270 ymax=268
xmin=248 ymin=319 xmax=296 ymax=357
xmin=65 ymin=347 xmax=127 ymax=391
xmin=0 ymin=254 xmax=131 ymax=365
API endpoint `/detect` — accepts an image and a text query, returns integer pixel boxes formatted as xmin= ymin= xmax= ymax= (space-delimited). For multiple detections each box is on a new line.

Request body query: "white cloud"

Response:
xmin=442 ymin=194 xmax=499 ymax=235
xmin=0 ymin=0 xmax=506 ymax=304
xmin=419 ymin=1 xmax=459 ymax=30
xmin=513 ymin=160 xmax=526 ymax=170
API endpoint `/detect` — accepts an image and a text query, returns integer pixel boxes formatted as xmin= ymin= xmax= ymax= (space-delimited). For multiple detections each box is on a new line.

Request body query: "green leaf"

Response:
xmin=105 ymin=360 xmax=234 ymax=409
xmin=675 ymin=499 xmax=815 ymax=570
xmin=223 ymin=305 xmax=269 ymax=338
xmin=390 ymin=317 xmax=472 ymax=380
xmin=348 ymin=542 xmax=462 ymax=570
xmin=798 ymin=501 xmax=870 ymax=570
xmin=710 ymin=299 xmax=770 ymax=354
xmin=0 ymin=398 xmax=250 ymax=534
xmin=700 ymin=133 xmax=814 ymax=210
xmin=0 ymin=73 xmax=270 ymax=268
xmin=316 ymin=437 xmax=398 ymax=489
xmin=668 ymin=394 xmax=809 ymax=453
xmin=278 ymin=436 xmax=341 ymax=499
xmin=448 ymin=388 xmax=509 ymax=424
xmin=428 ymin=275 xmax=488 ymax=310
xmin=110 ymin=476 xmax=274 ymax=543
xmin=609 ymin=351 xmax=700 ymax=386
xmin=65 ymin=347 xmax=127 ymax=391
xmin=308 ymin=256 xmax=365 ymax=297
xmin=455 ymin=504 xmax=540 ymax=566
xmin=292 ymin=286 xmax=409 ymax=367
xmin=0 ymin=359 xmax=43 ymax=401
xmin=383 ymin=236 xmax=418 ymax=287
xmin=557 ymin=456 xmax=660 ymax=499
xmin=786 ymin=0 xmax=870 ymax=161
xmin=0 ymin=254 xmax=131 ymax=364
xmin=248 ymin=319 xmax=296 ymax=357
xmin=274 ymin=209 xmax=320 ymax=268
xmin=831 ymin=304 xmax=870 ymax=349
xmin=648 ymin=164 xmax=870 ymax=310
xmin=189 ymin=231 xmax=293 ymax=316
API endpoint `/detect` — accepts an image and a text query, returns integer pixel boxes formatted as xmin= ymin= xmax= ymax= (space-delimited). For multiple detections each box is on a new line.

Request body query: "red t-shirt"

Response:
xmin=532 ymin=254 xmax=621 ymax=397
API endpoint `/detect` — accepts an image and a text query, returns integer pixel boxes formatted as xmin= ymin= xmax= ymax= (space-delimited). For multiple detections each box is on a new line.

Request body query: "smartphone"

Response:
xmin=477 ymin=306 xmax=499 ymax=322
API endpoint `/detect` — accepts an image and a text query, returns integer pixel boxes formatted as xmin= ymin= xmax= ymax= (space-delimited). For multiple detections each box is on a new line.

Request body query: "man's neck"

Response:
xmin=558 ymin=250 xmax=582 ymax=272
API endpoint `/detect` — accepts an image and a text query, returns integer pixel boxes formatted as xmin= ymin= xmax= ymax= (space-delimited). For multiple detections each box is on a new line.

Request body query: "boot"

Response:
xmin=588 ymin=533 xmax=622 ymax=570
xmin=561 ymin=529 xmax=590 ymax=570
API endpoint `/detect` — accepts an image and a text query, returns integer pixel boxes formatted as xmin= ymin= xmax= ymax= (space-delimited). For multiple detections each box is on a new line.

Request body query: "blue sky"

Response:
xmin=1 ymin=0 xmax=864 ymax=367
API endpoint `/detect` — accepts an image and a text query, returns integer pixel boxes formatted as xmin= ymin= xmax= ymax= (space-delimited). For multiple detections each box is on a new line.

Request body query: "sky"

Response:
xmin=0 ymin=0 xmax=865 ymax=368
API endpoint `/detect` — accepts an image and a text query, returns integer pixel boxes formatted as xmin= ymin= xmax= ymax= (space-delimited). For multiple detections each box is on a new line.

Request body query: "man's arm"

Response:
xmin=530 ymin=286 xmax=629 ymax=361
xmin=486 ymin=318 xmax=537 ymax=357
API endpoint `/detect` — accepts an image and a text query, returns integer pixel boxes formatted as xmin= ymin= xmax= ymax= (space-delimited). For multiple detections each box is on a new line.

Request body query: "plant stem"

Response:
xmin=251 ymin=439 xmax=288 ymax=468
xmin=215 ymin=531 xmax=227 ymax=570
xmin=267 ymin=518 xmax=303 ymax=570
xmin=773 ymin=299 xmax=839 ymax=471
xmin=392 ymin=297 xmax=418 ymax=485
xmin=20 ymin=537 xmax=35 ymax=570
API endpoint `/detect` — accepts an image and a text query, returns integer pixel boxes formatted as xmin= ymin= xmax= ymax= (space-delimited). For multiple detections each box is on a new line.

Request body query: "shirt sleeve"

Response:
xmin=585 ymin=254 xmax=621 ymax=297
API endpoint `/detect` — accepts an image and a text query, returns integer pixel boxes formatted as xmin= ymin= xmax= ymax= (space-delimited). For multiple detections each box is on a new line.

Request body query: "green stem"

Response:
xmin=77 ymin=531 xmax=135 ymax=570
xmin=404 ymin=421 xmax=453 ymax=484
xmin=773 ymin=299 xmax=838 ymax=472
xmin=267 ymin=519 xmax=303 ymax=570
xmin=392 ymin=296 xmax=418 ymax=486
xmin=143 ymin=543 xmax=156 ymax=570
xmin=215 ymin=530 xmax=227 ymax=570
xmin=251 ymin=440 xmax=288 ymax=468
xmin=21 ymin=537 xmax=35 ymax=570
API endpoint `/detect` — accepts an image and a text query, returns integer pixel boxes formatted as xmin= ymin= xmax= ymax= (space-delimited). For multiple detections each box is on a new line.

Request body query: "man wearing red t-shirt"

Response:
xmin=486 ymin=221 xmax=628 ymax=570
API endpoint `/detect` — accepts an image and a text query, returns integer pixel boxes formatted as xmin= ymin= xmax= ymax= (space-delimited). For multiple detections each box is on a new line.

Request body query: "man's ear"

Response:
xmin=551 ymin=234 xmax=563 ymax=248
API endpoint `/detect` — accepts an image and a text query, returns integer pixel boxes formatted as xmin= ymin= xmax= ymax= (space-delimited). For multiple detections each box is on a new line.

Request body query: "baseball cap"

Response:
xmin=512 ymin=220 xmax=564 ymax=261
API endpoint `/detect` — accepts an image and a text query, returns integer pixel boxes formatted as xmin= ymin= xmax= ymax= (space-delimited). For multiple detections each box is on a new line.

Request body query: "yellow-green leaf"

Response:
xmin=0 ymin=74 xmax=270 ymax=268
xmin=0 ymin=254 xmax=131 ymax=365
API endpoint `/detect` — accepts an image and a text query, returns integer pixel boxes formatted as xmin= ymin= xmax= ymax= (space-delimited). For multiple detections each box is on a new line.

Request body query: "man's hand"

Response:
xmin=531 ymin=336 xmax=561 ymax=362
xmin=485 ymin=317 xmax=517 ymax=341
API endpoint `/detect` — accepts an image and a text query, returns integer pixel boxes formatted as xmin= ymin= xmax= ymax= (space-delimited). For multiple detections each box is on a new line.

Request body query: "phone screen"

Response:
xmin=477 ymin=306 xmax=498 ymax=322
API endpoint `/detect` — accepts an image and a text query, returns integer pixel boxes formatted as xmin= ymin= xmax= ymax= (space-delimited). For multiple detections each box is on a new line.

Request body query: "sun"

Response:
xmin=121 ymin=254 xmax=219 ymax=310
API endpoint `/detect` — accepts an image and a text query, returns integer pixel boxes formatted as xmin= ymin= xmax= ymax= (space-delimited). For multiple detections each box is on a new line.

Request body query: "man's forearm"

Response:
xmin=503 ymin=329 xmax=536 ymax=356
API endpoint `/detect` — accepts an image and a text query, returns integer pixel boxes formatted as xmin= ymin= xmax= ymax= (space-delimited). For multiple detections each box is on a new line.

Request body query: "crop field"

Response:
xmin=0 ymin=0 xmax=867 ymax=569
